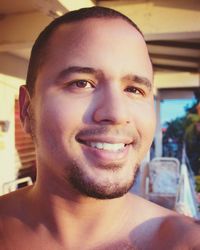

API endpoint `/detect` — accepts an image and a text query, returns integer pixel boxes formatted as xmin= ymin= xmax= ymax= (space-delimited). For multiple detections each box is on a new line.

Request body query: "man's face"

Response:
xmin=30 ymin=18 xmax=156 ymax=199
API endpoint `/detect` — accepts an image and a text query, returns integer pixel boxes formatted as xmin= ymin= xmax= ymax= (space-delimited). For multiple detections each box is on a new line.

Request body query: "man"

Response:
xmin=0 ymin=6 xmax=199 ymax=250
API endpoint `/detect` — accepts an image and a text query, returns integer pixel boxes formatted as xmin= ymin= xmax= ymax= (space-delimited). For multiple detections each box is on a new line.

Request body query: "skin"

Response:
xmin=0 ymin=18 xmax=200 ymax=250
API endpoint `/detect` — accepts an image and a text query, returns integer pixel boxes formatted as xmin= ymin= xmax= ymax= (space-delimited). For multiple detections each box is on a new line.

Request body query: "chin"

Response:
xmin=68 ymin=162 xmax=139 ymax=200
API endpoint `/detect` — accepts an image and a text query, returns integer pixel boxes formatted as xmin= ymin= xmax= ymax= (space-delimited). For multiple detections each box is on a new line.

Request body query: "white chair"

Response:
xmin=145 ymin=157 xmax=180 ymax=209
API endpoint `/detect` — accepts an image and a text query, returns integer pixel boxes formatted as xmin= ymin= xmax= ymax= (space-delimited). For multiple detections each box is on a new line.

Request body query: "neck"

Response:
xmin=27 ymin=173 xmax=131 ymax=247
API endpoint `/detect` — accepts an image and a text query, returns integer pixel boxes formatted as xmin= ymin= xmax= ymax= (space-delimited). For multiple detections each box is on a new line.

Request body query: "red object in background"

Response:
xmin=196 ymin=122 xmax=200 ymax=132
xmin=197 ymin=103 xmax=200 ymax=116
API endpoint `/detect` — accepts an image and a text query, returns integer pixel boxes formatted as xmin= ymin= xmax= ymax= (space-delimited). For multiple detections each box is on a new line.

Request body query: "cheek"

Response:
xmin=34 ymin=96 xmax=83 ymax=160
xmin=36 ymin=94 xmax=90 ymax=139
xmin=133 ymin=101 xmax=156 ymax=141
xmin=132 ymin=102 xmax=156 ymax=161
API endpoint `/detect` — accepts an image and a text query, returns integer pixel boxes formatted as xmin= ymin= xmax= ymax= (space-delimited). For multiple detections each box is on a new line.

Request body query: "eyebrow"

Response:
xmin=56 ymin=66 xmax=101 ymax=81
xmin=123 ymin=74 xmax=152 ymax=91
xmin=55 ymin=66 xmax=152 ymax=90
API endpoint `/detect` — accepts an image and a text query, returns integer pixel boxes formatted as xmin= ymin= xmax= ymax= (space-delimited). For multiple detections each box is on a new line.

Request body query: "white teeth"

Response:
xmin=89 ymin=142 xmax=125 ymax=151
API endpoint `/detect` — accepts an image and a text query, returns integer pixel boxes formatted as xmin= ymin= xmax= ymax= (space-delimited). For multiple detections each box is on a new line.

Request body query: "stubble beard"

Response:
xmin=68 ymin=160 xmax=140 ymax=200
xmin=69 ymin=126 xmax=141 ymax=199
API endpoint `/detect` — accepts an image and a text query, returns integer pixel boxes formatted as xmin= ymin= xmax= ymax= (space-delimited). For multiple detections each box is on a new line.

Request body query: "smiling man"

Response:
xmin=0 ymin=6 xmax=199 ymax=250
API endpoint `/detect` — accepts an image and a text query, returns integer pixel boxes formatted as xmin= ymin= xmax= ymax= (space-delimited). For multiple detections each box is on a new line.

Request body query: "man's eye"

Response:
xmin=70 ymin=80 xmax=94 ymax=89
xmin=125 ymin=86 xmax=144 ymax=96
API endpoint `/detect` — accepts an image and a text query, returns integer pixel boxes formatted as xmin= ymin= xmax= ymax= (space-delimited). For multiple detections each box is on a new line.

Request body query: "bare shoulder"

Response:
xmin=0 ymin=187 xmax=35 ymax=249
xmin=0 ymin=189 xmax=32 ymax=230
xmin=156 ymin=214 xmax=200 ymax=249
xmin=0 ymin=187 xmax=30 ymax=213
xmin=0 ymin=188 xmax=27 ymax=226
xmin=126 ymin=193 xmax=176 ymax=220
xmin=127 ymin=194 xmax=200 ymax=249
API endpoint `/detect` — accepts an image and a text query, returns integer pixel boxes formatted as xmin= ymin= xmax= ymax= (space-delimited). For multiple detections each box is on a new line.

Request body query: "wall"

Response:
xmin=0 ymin=75 xmax=22 ymax=195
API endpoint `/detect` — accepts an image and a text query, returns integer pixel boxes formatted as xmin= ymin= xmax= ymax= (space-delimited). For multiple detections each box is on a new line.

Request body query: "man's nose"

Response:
xmin=92 ymin=87 xmax=130 ymax=125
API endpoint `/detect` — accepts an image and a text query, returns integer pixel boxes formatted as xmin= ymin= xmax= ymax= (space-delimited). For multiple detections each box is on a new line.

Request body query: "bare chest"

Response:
xmin=0 ymin=231 xmax=137 ymax=250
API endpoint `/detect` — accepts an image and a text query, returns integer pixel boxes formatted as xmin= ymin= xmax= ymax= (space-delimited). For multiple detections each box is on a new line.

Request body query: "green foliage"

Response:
xmin=195 ymin=176 xmax=200 ymax=193
xmin=163 ymin=101 xmax=200 ymax=174
xmin=184 ymin=114 xmax=200 ymax=145
xmin=163 ymin=117 xmax=186 ymax=143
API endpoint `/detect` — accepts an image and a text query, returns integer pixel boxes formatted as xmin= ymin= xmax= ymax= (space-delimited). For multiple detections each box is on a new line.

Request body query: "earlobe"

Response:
xmin=19 ymin=85 xmax=32 ymax=134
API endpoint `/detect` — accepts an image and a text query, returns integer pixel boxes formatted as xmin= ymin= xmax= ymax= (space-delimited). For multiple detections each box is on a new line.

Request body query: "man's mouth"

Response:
xmin=76 ymin=136 xmax=134 ymax=163
xmin=85 ymin=142 xmax=126 ymax=151
xmin=77 ymin=138 xmax=130 ymax=152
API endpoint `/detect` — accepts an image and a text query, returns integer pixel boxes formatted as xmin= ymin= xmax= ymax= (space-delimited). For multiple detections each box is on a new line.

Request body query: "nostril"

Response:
xmin=93 ymin=108 xmax=130 ymax=124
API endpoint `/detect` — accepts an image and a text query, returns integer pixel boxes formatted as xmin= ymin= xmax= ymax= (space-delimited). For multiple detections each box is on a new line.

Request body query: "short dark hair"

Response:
xmin=26 ymin=6 xmax=143 ymax=96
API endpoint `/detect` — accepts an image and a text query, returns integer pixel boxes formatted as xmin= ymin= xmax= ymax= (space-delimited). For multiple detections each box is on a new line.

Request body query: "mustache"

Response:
xmin=76 ymin=125 xmax=138 ymax=141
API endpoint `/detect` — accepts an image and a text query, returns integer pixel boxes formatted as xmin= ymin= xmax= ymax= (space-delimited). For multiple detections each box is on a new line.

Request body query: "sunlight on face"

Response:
xmin=32 ymin=18 xmax=155 ymax=199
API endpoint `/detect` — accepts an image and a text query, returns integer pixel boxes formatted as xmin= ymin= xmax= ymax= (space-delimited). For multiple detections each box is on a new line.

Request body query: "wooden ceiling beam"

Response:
xmin=153 ymin=64 xmax=199 ymax=73
xmin=150 ymin=53 xmax=200 ymax=62
xmin=147 ymin=40 xmax=200 ymax=49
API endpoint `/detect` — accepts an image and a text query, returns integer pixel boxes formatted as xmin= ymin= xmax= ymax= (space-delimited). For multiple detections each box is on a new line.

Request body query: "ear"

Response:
xmin=19 ymin=85 xmax=32 ymax=134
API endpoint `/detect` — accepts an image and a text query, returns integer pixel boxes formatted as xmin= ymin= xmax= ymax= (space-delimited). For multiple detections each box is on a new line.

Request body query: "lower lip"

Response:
xmin=80 ymin=143 xmax=131 ymax=164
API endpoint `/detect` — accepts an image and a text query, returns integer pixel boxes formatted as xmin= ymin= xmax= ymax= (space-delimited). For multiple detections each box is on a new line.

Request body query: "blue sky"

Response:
xmin=160 ymin=99 xmax=196 ymax=126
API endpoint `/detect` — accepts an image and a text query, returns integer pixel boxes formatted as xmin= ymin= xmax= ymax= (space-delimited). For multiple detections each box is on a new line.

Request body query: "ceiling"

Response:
xmin=0 ymin=0 xmax=200 ymax=82
xmin=148 ymin=39 xmax=200 ymax=73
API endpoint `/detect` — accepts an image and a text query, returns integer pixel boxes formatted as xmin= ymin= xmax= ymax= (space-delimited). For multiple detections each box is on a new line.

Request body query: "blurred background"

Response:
xmin=0 ymin=0 xmax=199 ymax=217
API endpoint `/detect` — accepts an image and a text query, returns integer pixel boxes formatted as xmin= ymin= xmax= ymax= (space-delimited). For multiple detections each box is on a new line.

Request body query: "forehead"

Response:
xmin=52 ymin=17 xmax=141 ymax=38
xmin=47 ymin=17 xmax=147 ymax=56
xmin=39 ymin=18 xmax=152 ymax=80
